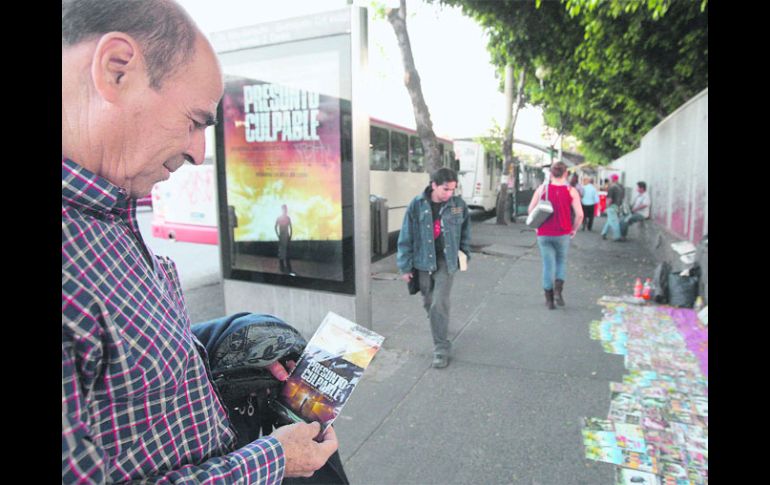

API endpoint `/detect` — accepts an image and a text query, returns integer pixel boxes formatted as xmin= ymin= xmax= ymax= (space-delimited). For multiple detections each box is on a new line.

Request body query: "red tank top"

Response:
xmin=537 ymin=184 xmax=574 ymax=236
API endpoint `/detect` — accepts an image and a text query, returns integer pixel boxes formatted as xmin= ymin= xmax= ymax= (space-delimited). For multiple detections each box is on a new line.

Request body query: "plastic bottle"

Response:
xmin=642 ymin=278 xmax=652 ymax=300
xmin=633 ymin=278 xmax=643 ymax=298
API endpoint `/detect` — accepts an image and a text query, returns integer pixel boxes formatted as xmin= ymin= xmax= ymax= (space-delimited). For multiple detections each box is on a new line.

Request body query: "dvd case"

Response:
xmin=270 ymin=312 xmax=385 ymax=430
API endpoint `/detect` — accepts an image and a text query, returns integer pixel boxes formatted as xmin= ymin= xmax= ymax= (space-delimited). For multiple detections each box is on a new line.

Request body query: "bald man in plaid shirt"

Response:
xmin=62 ymin=1 xmax=339 ymax=483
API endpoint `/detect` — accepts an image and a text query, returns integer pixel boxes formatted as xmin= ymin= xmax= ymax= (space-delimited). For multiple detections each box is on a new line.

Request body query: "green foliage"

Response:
xmin=369 ymin=1 xmax=388 ymax=20
xmin=437 ymin=0 xmax=708 ymax=164
xmin=474 ymin=120 xmax=504 ymax=159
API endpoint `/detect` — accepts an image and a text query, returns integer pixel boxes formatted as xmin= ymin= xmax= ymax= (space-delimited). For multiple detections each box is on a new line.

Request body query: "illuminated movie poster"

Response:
xmin=221 ymin=74 xmax=345 ymax=282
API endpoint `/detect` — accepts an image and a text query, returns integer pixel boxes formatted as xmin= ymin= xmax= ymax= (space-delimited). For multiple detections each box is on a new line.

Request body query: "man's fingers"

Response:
xmin=316 ymin=426 xmax=338 ymax=456
xmin=320 ymin=424 xmax=337 ymax=442
xmin=267 ymin=361 xmax=289 ymax=381
xmin=270 ymin=421 xmax=336 ymax=478
xmin=297 ymin=421 xmax=322 ymax=441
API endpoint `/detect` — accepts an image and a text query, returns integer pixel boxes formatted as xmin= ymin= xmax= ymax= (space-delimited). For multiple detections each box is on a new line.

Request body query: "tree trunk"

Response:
xmin=496 ymin=65 xmax=514 ymax=225
xmin=496 ymin=64 xmax=527 ymax=224
xmin=387 ymin=0 xmax=441 ymax=174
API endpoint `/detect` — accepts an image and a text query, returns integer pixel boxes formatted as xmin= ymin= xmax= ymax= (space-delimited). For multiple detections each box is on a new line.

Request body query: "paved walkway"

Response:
xmin=334 ymin=216 xmax=662 ymax=484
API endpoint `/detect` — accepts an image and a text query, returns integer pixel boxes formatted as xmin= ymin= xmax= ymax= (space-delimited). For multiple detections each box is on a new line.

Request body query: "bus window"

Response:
xmin=409 ymin=135 xmax=424 ymax=172
xmin=370 ymin=126 xmax=390 ymax=171
xmin=391 ymin=131 xmax=408 ymax=172
xmin=486 ymin=153 xmax=493 ymax=188
xmin=449 ymin=151 xmax=459 ymax=172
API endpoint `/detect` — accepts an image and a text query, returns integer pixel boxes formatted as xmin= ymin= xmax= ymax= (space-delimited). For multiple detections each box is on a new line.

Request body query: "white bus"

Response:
xmin=453 ymin=138 xmax=502 ymax=212
xmin=369 ymin=118 xmax=457 ymax=242
xmin=151 ymin=119 xmax=456 ymax=254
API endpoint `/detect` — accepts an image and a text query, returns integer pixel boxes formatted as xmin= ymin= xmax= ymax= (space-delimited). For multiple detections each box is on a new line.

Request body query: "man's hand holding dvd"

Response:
xmin=270 ymin=422 xmax=339 ymax=478
xmin=269 ymin=312 xmax=385 ymax=434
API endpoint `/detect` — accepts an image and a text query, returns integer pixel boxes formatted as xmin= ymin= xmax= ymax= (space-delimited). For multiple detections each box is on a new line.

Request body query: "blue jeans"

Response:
xmin=418 ymin=257 xmax=454 ymax=355
xmin=620 ymin=213 xmax=645 ymax=237
xmin=601 ymin=205 xmax=621 ymax=240
xmin=537 ymin=235 xmax=571 ymax=290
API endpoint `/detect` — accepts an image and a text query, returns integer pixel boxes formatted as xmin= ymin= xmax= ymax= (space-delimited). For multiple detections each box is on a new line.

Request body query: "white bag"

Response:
xmin=458 ymin=250 xmax=468 ymax=271
xmin=526 ymin=182 xmax=554 ymax=228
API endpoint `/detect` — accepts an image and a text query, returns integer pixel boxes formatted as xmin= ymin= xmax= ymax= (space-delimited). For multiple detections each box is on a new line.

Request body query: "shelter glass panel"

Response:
xmin=215 ymin=34 xmax=355 ymax=294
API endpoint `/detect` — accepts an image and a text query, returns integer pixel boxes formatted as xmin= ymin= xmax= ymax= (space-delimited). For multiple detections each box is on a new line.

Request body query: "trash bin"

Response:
xmin=370 ymin=195 xmax=389 ymax=255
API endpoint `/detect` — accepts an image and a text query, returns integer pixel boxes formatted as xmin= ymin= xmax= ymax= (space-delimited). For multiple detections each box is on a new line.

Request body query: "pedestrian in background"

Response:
xmin=620 ymin=181 xmax=651 ymax=239
xmin=528 ymin=161 xmax=584 ymax=309
xmin=580 ymin=176 xmax=600 ymax=231
xmin=569 ymin=172 xmax=584 ymax=198
xmin=397 ymin=167 xmax=471 ymax=368
xmin=601 ymin=174 xmax=625 ymax=241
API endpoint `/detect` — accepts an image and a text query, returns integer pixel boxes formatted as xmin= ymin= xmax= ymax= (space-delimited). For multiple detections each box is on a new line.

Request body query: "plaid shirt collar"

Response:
xmin=62 ymin=157 xmax=131 ymax=214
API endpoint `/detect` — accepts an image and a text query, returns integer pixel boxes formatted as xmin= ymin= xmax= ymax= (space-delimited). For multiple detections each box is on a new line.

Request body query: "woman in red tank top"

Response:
xmin=527 ymin=162 xmax=584 ymax=309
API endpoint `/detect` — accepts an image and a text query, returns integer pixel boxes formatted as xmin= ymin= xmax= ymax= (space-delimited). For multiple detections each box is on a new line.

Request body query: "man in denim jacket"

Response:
xmin=397 ymin=168 xmax=471 ymax=368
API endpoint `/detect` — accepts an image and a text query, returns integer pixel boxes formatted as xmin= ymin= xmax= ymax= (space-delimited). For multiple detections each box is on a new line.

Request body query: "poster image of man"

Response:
xmin=275 ymin=204 xmax=293 ymax=274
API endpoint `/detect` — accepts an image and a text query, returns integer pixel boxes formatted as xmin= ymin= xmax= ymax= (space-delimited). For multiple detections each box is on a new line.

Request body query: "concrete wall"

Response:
xmin=610 ymin=88 xmax=708 ymax=303
xmin=223 ymin=280 xmax=358 ymax=338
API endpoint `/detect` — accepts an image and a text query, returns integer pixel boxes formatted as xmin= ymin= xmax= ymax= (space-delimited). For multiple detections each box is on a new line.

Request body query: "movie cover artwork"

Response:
xmin=615 ymin=467 xmax=660 ymax=485
xmin=614 ymin=423 xmax=647 ymax=453
xmin=272 ymin=312 xmax=384 ymax=429
xmin=620 ymin=447 xmax=658 ymax=474
xmin=220 ymin=73 xmax=346 ymax=282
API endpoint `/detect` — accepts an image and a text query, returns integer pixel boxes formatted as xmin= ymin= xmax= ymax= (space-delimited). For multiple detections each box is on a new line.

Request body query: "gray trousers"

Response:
xmin=418 ymin=256 xmax=454 ymax=355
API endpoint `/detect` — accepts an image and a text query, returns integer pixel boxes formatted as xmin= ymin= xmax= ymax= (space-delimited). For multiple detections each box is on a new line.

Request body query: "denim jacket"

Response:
xmin=397 ymin=186 xmax=471 ymax=275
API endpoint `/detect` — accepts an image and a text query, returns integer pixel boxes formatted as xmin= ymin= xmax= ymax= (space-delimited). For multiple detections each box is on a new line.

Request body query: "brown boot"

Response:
xmin=544 ymin=289 xmax=556 ymax=310
xmin=554 ymin=279 xmax=565 ymax=306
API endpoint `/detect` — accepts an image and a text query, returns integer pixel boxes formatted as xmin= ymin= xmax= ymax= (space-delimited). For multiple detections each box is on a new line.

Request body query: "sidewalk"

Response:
xmin=333 ymin=215 xmax=663 ymax=484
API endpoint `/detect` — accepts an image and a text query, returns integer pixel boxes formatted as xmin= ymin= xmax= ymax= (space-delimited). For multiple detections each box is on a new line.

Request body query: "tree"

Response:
xmin=496 ymin=63 xmax=527 ymax=224
xmin=437 ymin=0 xmax=708 ymax=164
xmin=384 ymin=0 xmax=443 ymax=173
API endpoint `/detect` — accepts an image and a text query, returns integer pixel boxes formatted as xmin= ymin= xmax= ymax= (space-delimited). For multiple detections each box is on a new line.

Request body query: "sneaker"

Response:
xmin=432 ymin=353 xmax=449 ymax=369
xmin=601 ymin=233 xmax=607 ymax=240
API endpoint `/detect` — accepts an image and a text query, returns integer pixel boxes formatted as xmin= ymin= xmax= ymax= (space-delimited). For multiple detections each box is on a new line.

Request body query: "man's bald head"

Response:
xmin=62 ymin=0 xmax=223 ymax=198
xmin=62 ymin=0 xmax=198 ymax=90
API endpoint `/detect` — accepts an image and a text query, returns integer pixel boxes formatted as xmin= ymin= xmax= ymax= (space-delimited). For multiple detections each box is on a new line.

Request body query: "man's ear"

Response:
xmin=91 ymin=32 xmax=145 ymax=103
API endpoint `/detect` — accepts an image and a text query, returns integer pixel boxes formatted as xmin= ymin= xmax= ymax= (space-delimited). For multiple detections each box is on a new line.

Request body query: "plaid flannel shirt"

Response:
xmin=62 ymin=159 xmax=285 ymax=484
